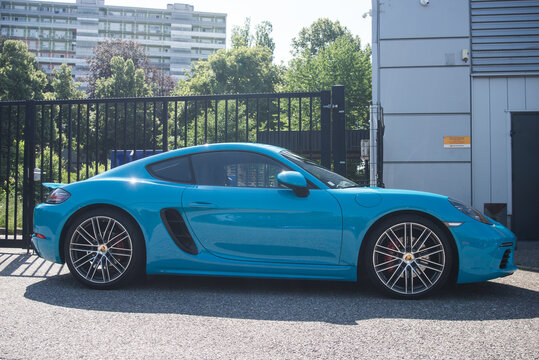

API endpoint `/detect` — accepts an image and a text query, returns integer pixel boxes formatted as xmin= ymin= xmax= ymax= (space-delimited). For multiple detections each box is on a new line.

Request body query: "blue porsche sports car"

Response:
xmin=32 ymin=143 xmax=517 ymax=298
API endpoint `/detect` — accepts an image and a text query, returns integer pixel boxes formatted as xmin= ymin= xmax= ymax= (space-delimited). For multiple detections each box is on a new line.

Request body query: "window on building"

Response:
xmin=110 ymin=22 xmax=120 ymax=31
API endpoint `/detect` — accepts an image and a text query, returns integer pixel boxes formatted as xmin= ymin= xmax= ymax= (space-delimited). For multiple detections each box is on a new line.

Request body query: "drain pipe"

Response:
xmin=369 ymin=0 xmax=381 ymax=187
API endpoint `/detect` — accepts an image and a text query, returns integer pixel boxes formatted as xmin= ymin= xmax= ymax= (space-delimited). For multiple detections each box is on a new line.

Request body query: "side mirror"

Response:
xmin=277 ymin=171 xmax=309 ymax=197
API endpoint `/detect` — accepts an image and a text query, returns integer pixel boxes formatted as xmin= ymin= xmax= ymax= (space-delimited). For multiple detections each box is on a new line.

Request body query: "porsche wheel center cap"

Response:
xmin=98 ymin=244 xmax=108 ymax=254
xmin=403 ymin=253 xmax=414 ymax=263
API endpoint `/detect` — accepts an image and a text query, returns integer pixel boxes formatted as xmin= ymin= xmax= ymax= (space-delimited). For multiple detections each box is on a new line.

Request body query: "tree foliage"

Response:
xmin=291 ymin=18 xmax=351 ymax=56
xmin=0 ymin=40 xmax=47 ymax=100
xmin=95 ymin=57 xmax=152 ymax=98
xmin=175 ymin=46 xmax=281 ymax=95
xmin=49 ymin=63 xmax=85 ymax=100
xmin=285 ymin=31 xmax=371 ymax=128
xmin=231 ymin=18 xmax=275 ymax=55
xmin=87 ymin=39 xmax=150 ymax=96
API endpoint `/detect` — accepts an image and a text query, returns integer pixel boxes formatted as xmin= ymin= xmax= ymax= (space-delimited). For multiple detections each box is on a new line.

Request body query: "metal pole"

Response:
xmin=331 ymin=85 xmax=346 ymax=176
xmin=22 ymin=100 xmax=36 ymax=251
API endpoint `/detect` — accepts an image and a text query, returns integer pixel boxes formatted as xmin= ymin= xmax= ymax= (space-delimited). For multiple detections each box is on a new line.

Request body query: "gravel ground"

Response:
xmin=0 ymin=248 xmax=538 ymax=360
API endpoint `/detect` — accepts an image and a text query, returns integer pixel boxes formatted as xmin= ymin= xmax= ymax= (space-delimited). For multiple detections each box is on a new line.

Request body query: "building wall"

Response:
xmin=472 ymin=76 xmax=539 ymax=218
xmin=373 ymin=0 xmax=539 ymax=224
xmin=0 ymin=0 xmax=226 ymax=90
xmin=375 ymin=0 xmax=472 ymax=203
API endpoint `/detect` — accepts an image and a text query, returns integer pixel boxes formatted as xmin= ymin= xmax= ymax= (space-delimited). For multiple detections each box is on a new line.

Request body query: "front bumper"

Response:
xmin=452 ymin=221 xmax=517 ymax=284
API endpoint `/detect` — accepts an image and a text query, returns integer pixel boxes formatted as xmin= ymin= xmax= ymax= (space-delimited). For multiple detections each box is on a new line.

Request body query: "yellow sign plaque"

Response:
xmin=443 ymin=136 xmax=471 ymax=149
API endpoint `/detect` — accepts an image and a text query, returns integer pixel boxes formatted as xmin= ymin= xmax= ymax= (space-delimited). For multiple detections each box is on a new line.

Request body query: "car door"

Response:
xmin=181 ymin=150 xmax=343 ymax=265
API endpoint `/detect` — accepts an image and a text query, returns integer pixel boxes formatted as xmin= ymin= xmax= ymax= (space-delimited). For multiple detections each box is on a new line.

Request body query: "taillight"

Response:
xmin=45 ymin=188 xmax=71 ymax=204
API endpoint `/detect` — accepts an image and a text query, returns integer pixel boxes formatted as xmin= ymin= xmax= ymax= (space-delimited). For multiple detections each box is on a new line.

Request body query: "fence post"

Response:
xmin=320 ymin=90 xmax=331 ymax=169
xmin=22 ymin=100 xmax=36 ymax=251
xmin=331 ymin=85 xmax=346 ymax=176
xmin=162 ymin=101 xmax=168 ymax=152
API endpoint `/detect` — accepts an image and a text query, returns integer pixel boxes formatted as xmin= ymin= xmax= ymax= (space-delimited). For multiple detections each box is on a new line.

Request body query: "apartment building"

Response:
xmin=0 ymin=0 xmax=227 ymax=89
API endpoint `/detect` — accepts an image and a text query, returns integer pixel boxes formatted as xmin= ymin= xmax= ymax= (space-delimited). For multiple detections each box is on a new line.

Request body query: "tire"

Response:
xmin=64 ymin=207 xmax=145 ymax=289
xmin=363 ymin=214 xmax=453 ymax=299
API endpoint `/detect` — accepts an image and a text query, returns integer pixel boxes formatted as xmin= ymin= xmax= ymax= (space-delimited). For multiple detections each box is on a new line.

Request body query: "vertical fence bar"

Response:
xmin=104 ymin=103 xmax=109 ymax=169
xmin=277 ymin=97 xmax=280 ymax=143
xmin=76 ymin=104 xmax=81 ymax=181
xmin=235 ymin=98 xmax=238 ymax=141
xmin=4 ymin=105 xmax=11 ymax=241
xmin=23 ymin=100 xmax=36 ymax=249
xmin=124 ymin=101 xmax=128 ymax=160
xmin=174 ymin=101 xmax=178 ymax=149
xmin=184 ymin=101 xmax=187 ymax=147
xmin=14 ymin=106 xmax=21 ymax=239
xmin=67 ymin=104 xmax=72 ymax=183
xmin=245 ymin=99 xmax=249 ymax=142
xmin=298 ymin=98 xmax=302 ymax=153
xmin=95 ymin=102 xmax=100 ymax=175
xmin=142 ymin=102 xmax=146 ymax=158
xmin=162 ymin=101 xmax=168 ymax=152
xmin=152 ymin=102 xmax=156 ymax=154
xmin=133 ymin=102 xmax=137 ymax=160
xmin=40 ymin=105 xmax=45 ymax=200
xmin=194 ymin=100 xmax=198 ymax=146
xmin=58 ymin=104 xmax=62 ymax=182
xmin=331 ymin=85 xmax=346 ymax=176
xmin=224 ymin=100 xmax=228 ymax=142
xmin=86 ymin=103 xmax=91 ymax=179
xmin=287 ymin=97 xmax=291 ymax=145
xmin=50 ymin=104 xmax=54 ymax=182
xmin=214 ymin=100 xmax=218 ymax=143
xmin=114 ymin=102 xmax=119 ymax=167
xmin=320 ymin=91 xmax=331 ymax=168
xmin=309 ymin=97 xmax=313 ymax=160
xmin=204 ymin=100 xmax=208 ymax=144
xmin=256 ymin=98 xmax=259 ymax=142
xmin=85 ymin=104 xmax=89 ymax=179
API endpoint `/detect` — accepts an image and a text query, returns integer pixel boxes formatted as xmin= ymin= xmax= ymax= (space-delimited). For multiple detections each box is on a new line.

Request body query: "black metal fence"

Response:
xmin=0 ymin=85 xmax=376 ymax=249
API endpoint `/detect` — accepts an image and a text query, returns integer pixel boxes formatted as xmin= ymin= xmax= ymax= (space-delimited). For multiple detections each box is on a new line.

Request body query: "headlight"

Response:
xmin=45 ymin=188 xmax=71 ymax=204
xmin=449 ymin=198 xmax=492 ymax=225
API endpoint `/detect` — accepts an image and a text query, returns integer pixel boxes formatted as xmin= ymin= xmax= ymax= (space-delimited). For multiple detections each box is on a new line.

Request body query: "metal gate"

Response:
xmin=0 ymin=85 xmax=373 ymax=249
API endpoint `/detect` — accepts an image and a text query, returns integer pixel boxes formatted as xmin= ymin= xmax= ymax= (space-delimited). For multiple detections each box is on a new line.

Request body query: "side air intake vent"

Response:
xmin=160 ymin=208 xmax=198 ymax=255
xmin=499 ymin=249 xmax=511 ymax=269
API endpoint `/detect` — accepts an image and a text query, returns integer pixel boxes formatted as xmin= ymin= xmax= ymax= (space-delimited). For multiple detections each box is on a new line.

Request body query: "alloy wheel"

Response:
xmin=372 ymin=222 xmax=446 ymax=295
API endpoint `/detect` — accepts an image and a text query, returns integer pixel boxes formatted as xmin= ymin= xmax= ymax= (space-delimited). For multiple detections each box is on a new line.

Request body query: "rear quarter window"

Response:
xmin=147 ymin=156 xmax=193 ymax=183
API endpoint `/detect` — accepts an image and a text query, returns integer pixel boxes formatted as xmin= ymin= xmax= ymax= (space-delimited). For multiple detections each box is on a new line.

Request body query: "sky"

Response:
xmin=41 ymin=0 xmax=372 ymax=64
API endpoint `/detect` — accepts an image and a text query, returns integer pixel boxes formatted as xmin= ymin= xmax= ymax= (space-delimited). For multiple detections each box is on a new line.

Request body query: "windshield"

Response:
xmin=281 ymin=151 xmax=358 ymax=189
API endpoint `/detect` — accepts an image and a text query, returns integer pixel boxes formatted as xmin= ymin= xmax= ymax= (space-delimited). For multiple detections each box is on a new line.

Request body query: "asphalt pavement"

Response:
xmin=0 ymin=246 xmax=537 ymax=360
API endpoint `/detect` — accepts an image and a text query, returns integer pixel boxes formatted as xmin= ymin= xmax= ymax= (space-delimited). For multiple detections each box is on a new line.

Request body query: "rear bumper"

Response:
xmin=32 ymin=203 xmax=64 ymax=264
xmin=453 ymin=222 xmax=517 ymax=283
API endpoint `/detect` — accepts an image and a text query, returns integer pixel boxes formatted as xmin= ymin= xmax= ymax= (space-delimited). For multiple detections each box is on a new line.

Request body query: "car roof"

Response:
xmin=92 ymin=142 xmax=287 ymax=180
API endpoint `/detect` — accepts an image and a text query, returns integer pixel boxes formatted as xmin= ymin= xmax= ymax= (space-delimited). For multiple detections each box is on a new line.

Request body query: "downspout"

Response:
xmin=369 ymin=0 xmax=381 ymax=187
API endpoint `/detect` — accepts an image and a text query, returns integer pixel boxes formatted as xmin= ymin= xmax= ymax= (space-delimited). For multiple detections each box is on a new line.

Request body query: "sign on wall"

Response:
xmin=443 ymin=136 xmax=470 ymax=149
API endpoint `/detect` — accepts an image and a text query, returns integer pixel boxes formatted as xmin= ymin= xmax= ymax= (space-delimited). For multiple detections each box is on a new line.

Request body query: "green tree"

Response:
xmin=291 ymin=18 xmax=351 ymax=56
xmin=94 ymin=57 xmax=152 ymax=98
xmin=285 ymin=36 xmax=372 ymax=128
xmin=255 ymin=21 xmax=275 ymax=55
xmin=49 ymin=63 xmax=85 ymax=100
xmin=175 ymin=46 xmax=281 ymax=95
xmin=231 ymin=18 xmax=252 ymax=48
xmin=0 ymin=40 xmax=47 ymax=100
xmin=231 ymin=18 xmax=275 ymax=55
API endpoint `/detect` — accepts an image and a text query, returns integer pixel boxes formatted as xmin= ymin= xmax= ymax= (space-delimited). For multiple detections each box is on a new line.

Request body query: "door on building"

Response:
xmin=511 ymin=112 xmax=539 ymax=241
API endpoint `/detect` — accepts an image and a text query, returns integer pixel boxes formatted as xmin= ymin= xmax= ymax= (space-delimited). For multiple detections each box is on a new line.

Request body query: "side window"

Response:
xmin=191 ymin=151 xmax=287 ymax=188
xmin=147 ymin=156 xmax=192 ymax=183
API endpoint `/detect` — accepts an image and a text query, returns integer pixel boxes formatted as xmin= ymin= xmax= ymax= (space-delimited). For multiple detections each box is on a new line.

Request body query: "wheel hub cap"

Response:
xmin=98 ymin=244 xmax=108 ymax=254
xmin=403 ymin=253 xmax=414 ymax=263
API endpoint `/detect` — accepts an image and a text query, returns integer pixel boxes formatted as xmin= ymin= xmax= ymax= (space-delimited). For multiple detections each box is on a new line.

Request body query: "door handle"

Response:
xmin=188 ymin=201 xmax=217 ymax=208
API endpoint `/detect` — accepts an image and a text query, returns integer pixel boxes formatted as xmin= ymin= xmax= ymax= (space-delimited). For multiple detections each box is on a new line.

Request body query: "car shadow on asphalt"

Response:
xmin=23 ymin=272 xmax=539 ymax=325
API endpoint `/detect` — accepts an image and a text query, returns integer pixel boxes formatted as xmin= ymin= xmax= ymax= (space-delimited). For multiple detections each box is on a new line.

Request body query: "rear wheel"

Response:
xmin=364 ymin=214 xmax=453 ymax=298
xmin=64 ymin=208 xmax=144 ymax=289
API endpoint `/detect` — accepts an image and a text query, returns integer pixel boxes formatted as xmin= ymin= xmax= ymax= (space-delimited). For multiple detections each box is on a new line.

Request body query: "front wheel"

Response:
xmin=364 ymin=215 xmax=453 ymax=298
xmin=64 ymin=208 xmax=145 ymax=289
